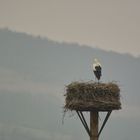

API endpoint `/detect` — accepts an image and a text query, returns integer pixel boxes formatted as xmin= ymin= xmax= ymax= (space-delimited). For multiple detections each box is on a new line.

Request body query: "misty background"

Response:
xmin=1 ymin=0 xmax=140 ymax=56
xmin=0 ymin=28 xmax=140 ymax=140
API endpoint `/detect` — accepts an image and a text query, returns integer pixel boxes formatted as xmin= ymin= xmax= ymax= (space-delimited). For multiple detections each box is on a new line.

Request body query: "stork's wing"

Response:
xmin=95 ymin=65 xmax=101 ymax=71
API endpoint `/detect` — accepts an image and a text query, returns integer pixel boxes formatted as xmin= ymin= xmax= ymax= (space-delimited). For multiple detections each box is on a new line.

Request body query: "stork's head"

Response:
xmin=93 ymin=58 xmax=101 ymax=66
xmin=94 ymin=58 xmax=99 ymax=63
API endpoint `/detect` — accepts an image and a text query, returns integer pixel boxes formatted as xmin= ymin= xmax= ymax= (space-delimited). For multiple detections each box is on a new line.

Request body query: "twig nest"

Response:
xmin=64 ymin=82 xmax=121 ymax=111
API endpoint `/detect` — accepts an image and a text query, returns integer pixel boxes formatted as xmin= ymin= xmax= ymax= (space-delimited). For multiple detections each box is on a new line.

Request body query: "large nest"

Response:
xmin=64 ymin=82 xmax=121 ymax=111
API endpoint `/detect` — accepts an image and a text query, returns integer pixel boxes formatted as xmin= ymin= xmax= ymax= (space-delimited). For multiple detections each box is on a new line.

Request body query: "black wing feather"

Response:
xmin=94 ymin=65 xmax=102 ymax=80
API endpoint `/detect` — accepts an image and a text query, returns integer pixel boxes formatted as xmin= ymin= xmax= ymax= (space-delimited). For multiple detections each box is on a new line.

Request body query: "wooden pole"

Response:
xmin=90 ymin=111 xmax=99 ymax=140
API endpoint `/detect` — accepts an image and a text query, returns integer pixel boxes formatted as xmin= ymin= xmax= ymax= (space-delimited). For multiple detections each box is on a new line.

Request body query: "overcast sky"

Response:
xmin=0 ymin=0 xmax=140 ymax=56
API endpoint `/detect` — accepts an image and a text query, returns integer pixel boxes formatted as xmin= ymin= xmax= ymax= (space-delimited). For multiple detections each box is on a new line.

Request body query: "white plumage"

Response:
xmin=93 ymin=58 xmax=102 ymax=81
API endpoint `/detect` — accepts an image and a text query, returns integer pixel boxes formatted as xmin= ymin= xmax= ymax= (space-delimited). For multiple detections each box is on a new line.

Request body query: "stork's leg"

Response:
xmin=95 ymin=77 xmax=97 ymax=83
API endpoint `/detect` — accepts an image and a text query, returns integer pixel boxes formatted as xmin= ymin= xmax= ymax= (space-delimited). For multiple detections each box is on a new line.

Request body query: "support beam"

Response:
xmin=90 ymin=111 xmax=99 ymax=140
xmin=98 ymin=111 xmax=112 ymax=137
xmin=79 ymin=111 xmax=91 ymax=136
xmin=76 ymin=111 xmax=91 ymax=137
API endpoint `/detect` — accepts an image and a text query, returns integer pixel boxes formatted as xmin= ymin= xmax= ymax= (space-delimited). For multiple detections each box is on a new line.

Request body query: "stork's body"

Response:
xmin=93 ymin=59 xmax=102 ymax=82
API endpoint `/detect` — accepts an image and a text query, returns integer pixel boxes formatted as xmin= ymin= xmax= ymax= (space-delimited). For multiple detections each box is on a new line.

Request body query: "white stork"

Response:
xmin=93 ymin=58 xmax=102 ymax=82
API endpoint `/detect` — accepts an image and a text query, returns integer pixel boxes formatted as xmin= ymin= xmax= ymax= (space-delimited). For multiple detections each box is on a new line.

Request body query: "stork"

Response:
xmin=93 ymin=58 xmax=102 ymax=82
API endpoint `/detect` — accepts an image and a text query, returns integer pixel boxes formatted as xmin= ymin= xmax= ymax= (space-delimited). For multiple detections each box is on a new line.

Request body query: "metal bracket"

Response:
xmin=76 ymin=111 xmax=91 ymax=136
xmin=98 ymin=111 xmax=112 ymax=137
xmin=76 ymin=110 xmax=112 ymax=138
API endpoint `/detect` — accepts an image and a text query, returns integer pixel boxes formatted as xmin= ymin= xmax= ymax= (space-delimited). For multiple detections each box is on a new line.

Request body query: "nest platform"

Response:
xmin=64 ymin=82 xmax=121 ymax=111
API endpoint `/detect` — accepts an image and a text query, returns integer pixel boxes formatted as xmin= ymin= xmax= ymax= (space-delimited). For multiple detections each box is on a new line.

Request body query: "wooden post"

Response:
xmin=90 ymin=111 xmax=99 ymax=140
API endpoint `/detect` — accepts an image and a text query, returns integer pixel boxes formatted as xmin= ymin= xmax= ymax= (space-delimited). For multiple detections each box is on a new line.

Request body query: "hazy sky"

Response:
xmin=0 ymin=0 xmax=140 ymax=56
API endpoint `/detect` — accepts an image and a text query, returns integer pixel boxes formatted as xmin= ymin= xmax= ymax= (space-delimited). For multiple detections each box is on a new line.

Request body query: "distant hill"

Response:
xmin=0 ymin=28 xmax=139 ymax=140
